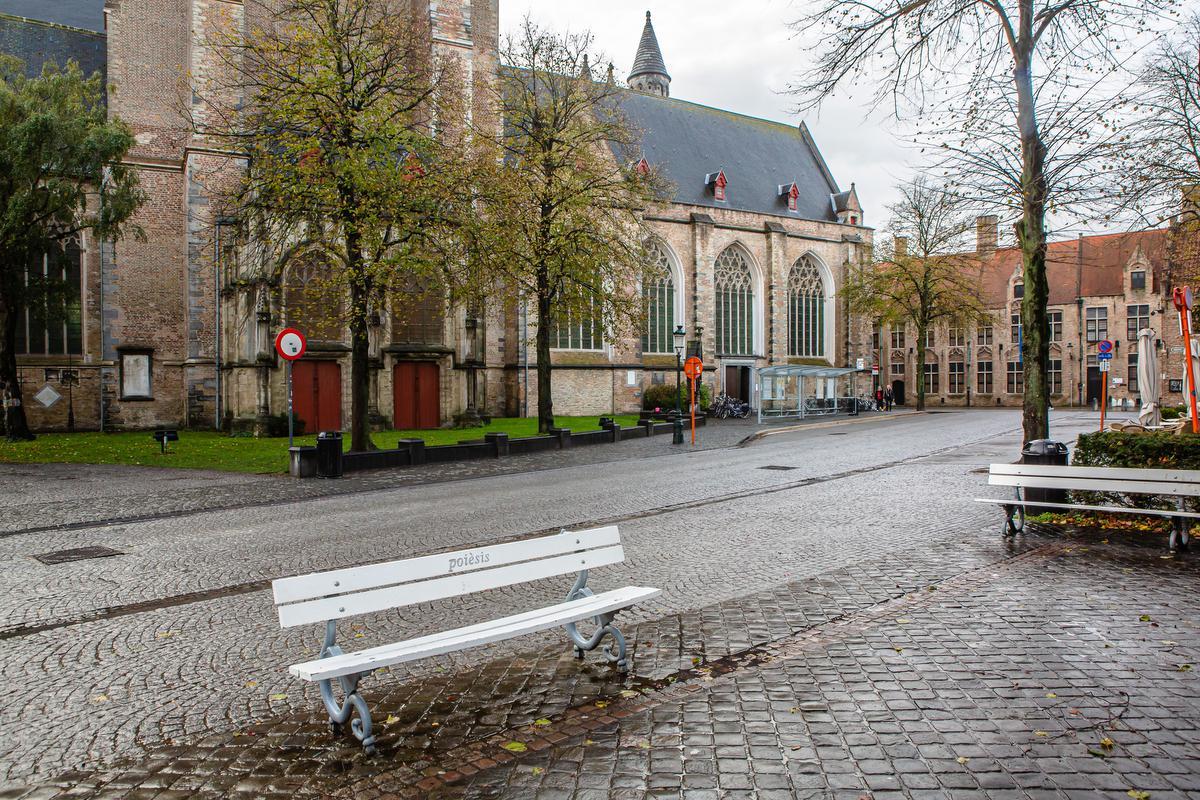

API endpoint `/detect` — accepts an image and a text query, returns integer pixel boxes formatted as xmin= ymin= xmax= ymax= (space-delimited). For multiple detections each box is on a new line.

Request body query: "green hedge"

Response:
xmin=1073 ymin=430 xmax=1200 ymax=512
xmin=642 ymin=381 xmax=711 ymax=411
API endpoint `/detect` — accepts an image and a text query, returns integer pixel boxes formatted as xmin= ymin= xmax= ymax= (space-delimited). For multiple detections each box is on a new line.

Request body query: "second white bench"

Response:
xmin=272 ymin=525 xmax=659 ymax=753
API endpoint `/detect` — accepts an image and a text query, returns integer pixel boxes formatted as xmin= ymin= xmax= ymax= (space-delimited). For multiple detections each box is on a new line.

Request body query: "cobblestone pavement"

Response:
xmin=0 ymin=414 xmax=814 ymax=535
xmin=6 ymin=409 xmax=1177 ymax=799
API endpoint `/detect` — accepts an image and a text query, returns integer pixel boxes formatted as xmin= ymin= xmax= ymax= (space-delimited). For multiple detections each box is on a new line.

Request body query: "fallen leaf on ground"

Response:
xmin=269 ymin=693 xmax=287 ymax=701
xmin=896 ymin=618 xmax=912 ymax=624
xmin=501 ymin=741 xmax=527 ymax=753
xmin=534 ymin=718 xmax=551 ymax=726
xmin=1178 ymin=664 xmax=1192 ymax=672
xmin=1139 ymin=615 xmax=1152 ymax=622
xmin=956 ymin=756 xmax=969 ymax=764
xmin=1045 ymin=693 xmax=1057 ymax=698
xmin=244 ymin=680 xmax=257 ymax=688
xmin=620 ymin=690 xmax=639 ymax=698
xmin=1127 ymin=790 xmax=1151 ymax=800
xmin=594 ymin=701 xmax=609 ymax=709
xmin=91 ymin=694 xmax=109 ymax=704
xmin=1100 ymin=737 xmax=1115 ymax=749
xmin=1034 ymin=730 xmax=1050 ymax=737
xmin=530 ymin=767 xmax=544 ymax=776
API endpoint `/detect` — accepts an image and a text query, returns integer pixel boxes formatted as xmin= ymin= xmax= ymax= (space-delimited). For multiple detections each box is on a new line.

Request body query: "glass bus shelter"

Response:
xmin=756 ymin=364 xmax=864 ymax=423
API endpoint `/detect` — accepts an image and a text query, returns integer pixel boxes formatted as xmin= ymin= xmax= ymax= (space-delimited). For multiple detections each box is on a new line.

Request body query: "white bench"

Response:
xmin=975 ymin=463 xmax=1200 ymax=551
xmin=272 ymin=525 xmax=659 ymax=753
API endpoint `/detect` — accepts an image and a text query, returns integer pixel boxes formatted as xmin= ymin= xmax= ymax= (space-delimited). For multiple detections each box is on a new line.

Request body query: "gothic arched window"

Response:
xmin=787 ymin=256 xmax=825 ymax=358
xmin=642 ymin=242 xmax=675 ymax=354
xmin=715 ymin=246 xmax=754 ymax=355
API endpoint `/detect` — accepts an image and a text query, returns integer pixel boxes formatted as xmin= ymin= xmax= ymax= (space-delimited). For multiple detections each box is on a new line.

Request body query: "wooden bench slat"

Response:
xmin=974 ymin=498 xmax=1200 ymax=519
xmin=988 ymin=463 xmax=1200 ymax=483
xmin=289 ymin=585 xmax=662 ymax=681
xmin=987 ymin=473 xmax=1200 ymax=497
xmin=278 ymin=544 xmax=626 ymax=628
xmin=273 ymin=526 xmax=621 ymax=605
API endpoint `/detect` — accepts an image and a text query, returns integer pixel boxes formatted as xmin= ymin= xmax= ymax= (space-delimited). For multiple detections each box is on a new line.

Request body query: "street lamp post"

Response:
xmin=672 ymin=324 xmax=686 ymax=445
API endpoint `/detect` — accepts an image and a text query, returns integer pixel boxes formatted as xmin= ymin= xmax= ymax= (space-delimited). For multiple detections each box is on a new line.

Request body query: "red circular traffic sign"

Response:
xmin=1174 ymin=286 xmax=1194 ymax=312
xmin=275 ymin=328 xmax=307 ymax=361
xmin=1097 ymin=339 xmax=1113 ymax=355
xmin=684 ymin=356 xmax=703 ymax=380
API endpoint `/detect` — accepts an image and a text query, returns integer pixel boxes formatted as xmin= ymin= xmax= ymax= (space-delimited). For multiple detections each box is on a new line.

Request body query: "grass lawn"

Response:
xmin=0 ymin=415 xmax=639 ymax=475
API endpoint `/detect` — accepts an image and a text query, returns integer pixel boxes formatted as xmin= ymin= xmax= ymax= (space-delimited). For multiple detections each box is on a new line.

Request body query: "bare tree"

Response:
xmin=466 ymin=21 xmax=663 ymax=433
xmin=790 ymin=0 xmax=1173 ymax=443
xmin=1120 ymin=15 xmax=1200 ymax=227
xmin=844 ymin=178 xmax=989 ymax=410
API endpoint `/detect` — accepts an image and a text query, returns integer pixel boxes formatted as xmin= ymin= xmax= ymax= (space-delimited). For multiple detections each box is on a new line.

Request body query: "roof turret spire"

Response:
xmin=628 ymin=11 xmax=670 ymax=98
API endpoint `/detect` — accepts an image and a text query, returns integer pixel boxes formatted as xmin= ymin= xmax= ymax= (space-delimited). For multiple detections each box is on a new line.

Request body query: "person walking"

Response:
xmin=875 ymin=386 xmax=884 ymax=411
xmin=884 ymin=385 xmax=894 ymax=411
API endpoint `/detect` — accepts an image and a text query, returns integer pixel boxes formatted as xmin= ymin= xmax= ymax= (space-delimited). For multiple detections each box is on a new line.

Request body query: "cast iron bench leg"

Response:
xmin=563 ymin=570 xmax=630 ymax=672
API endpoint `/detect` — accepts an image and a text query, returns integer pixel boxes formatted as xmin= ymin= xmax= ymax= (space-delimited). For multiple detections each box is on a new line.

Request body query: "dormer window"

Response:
xmin=1131 ymin=270 xmax=1146 ymax=290
xmin=635 ymin=158 xmax=650 ymax=177
xmin=779 ymin=182 xmax=799 ymax=212
xmin=1013 ymin=283 xmax=1024 ymax=299
xmin=706 ymin=170 xmax=727 ymax=202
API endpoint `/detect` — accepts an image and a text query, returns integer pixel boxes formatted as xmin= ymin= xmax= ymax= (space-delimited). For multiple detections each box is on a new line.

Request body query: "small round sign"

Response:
xmin=1097 ymin=339 xmax=1113 ymax=355
xmin=275 ymin=328 xmax=307 ymax=361
xmin=684 ymin=356 xmax=703 ymax=380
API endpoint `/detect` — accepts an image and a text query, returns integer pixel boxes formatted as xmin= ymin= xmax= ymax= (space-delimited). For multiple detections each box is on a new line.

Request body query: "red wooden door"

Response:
xmin=292 ymin=360 xmax=342 ymax=433
xmin=393 ymin=361 xmax=440 ymax=429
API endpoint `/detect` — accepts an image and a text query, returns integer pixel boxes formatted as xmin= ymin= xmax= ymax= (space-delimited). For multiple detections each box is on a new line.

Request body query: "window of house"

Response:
xmin=1010 ymin=313 xmax=1021 ymax=343
xmin=119 ymin=350 xmax=153 ymax=399
xmin=949 ymin=360 xmax=965 ymax=393
xmin=924 ymin=361 xmax=939 ymax=394
xmin=948 ymin=325 xmax=966 ymax=347
xmin=641 ymin=242 xmax=675 ymax=354
xmin=1127 ymin=304 xmax=1150 ymax=340
xmin=871 ymin=320 xmax=881 ymax=351
xmin=714 ymin=246 xmax=754 ymax=355
xmin=15 ymin=239 xmax=83 ymax=356
xmin=1128 ymin=353 xmax=1139 ymax=392
xmin=1007 ymin=361 xmax=1023 ymax=394
xmin=1013 ymin=283 xmax=1024 ymax=299
xmin=1049 ymin=310 xmax=1062 ymax=342
xmin=890 ymin=358 xmax=905 ymax=376
xmin=924 ymin=327 xmax=935 ymax=348
xmin=977 ymin=361 xmax=993 ymax=394
xmin=787 ymin=256 xmax=824 ymax=358
xmin=1086 ymin=307 xmax=1107 ymax=342
xmin=977 ymin=324 xmax=993 ymax=346
xmin=1049 ymin=359 xmax=1062 ymax=395
xmin=891 ymin=323 xmax=906 ymax=349
xmin=1131 ymin=270 xmax=1146 ymax=290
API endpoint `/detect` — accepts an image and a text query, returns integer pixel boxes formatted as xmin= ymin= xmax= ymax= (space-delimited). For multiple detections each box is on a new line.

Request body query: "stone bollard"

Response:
xmin=398 ymin=438 xmax=426 ymax=465
xmin=549 ymin=427 xmax=572 ymax=449
xmin=485 ymin=432 xmax=510 ymax=458
xmin=289 ymin=446 xmax=318 ymax=478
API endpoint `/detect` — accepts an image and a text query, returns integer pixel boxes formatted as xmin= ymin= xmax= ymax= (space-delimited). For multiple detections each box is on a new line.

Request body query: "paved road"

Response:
xmin=0 ymin=409 xmax=1097 ymax=791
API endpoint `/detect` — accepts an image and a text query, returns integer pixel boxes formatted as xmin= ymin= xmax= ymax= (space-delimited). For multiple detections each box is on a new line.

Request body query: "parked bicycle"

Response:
xmin=710 ymin=393 xmax=752 ymax=419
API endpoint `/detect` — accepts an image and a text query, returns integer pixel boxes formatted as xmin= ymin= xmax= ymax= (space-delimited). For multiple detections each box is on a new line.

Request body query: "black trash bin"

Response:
xmin=316 ymin=431 xmax=343 ymax=478
xmin=1020 ymin=439 xmax=1068 ymax=513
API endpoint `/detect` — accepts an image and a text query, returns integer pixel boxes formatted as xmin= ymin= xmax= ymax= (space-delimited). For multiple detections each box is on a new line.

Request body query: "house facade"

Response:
xmin=861 ymin=217 xmax=1193 ymax=411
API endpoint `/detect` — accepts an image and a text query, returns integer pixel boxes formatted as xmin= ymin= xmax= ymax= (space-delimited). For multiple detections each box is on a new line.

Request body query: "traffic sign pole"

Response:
xmin=1175 ymin=287 xmax=1199 ymax=434
xmin=684 ymin=356 xmax=703 ymax=446
xmin=287 ymin=360 xmax=294 ymax=447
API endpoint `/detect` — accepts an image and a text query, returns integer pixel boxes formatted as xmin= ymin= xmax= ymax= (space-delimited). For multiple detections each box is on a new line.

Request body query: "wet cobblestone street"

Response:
xmin=2 ymin=409 xmax=1197 ymax=799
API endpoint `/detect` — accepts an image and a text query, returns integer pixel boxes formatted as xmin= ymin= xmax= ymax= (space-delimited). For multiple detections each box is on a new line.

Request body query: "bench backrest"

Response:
xmin=272 ymin=525 xmax=623 ymax=628
xmin=988 ymin=463 xmax=1200 ymax=497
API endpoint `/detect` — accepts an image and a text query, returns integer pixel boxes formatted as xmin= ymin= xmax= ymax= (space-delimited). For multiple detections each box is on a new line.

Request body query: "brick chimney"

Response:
xmin=893 ymin=236 xmax=908 ymax=258
xmin=976 ymin=215 xmax=998 ymax=257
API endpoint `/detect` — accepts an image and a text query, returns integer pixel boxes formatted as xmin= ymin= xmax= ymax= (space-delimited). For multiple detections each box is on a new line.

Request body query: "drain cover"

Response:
xmin=759 ymin=465 xmax=797 ymax=471
xmin=33 ymin=546 xmax=123 ymax=565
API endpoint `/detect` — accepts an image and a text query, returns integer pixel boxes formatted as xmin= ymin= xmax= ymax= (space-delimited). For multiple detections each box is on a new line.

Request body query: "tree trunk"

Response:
xmin=1013 ymin=15 xmax=1051 ymax=445
xmin=346 ymin=237 xmax=373 ymax=453
xmin=915 ymin=329 xmax=926 ymax=412
xmin=0 ymin=292 xmax=34 ymax=441
xmin=535 ymin=277 xmax=554 ymax=434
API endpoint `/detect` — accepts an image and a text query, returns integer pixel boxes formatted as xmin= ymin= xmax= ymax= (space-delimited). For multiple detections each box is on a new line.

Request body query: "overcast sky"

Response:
xmin=500 ymin=1 xmax=919 ymax=233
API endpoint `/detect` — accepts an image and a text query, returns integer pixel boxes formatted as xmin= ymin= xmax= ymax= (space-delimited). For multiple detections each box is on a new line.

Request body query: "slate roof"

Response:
xmin=0 ymin=0 xmax=104 ymax=32
xmin=630 ymin=11 xmax=668 ymax=80
xmin=615 ymin=90 xmax=843 ymax=222
xmin=0 ymin=14 xmax=105 ymax=86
